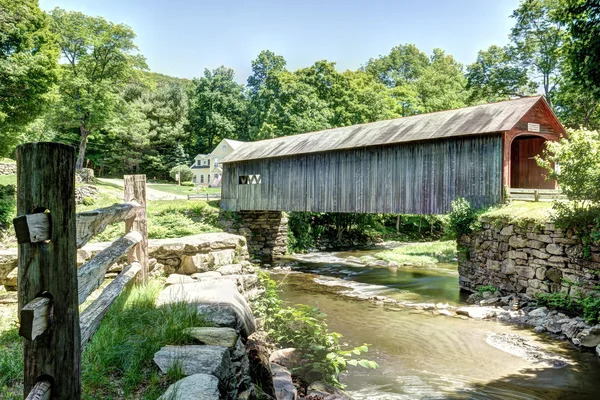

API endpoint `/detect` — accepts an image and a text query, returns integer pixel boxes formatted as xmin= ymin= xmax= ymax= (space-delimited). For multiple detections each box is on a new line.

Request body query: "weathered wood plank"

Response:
xmin=16 ymin=142 xmax=80 ymax=399
xmin=13 ymin=213 xmax=51 ymax=244
xmin=25 ymin=380 xmax=51 ymax=400
xmin=80 ymin=262 xmax=141 ymax=351
xmin=76 ymin=202 xmax=140 ymax=248
xmin=20 ymin=297 xmax=52 ymax=341
xmin=124 ymin=175 xmax=148 ymax=283
xmin=77 ymin=231 xmax=142 ymax=305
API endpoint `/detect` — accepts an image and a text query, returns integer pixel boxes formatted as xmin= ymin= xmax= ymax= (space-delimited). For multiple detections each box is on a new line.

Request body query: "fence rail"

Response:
xmin=506 ymin=187 xmax=566 ymax=202
xmin=13 ymin=142 xmax=148 ymax=400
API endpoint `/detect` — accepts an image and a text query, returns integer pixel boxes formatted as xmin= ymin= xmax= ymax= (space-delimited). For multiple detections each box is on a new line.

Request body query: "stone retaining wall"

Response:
xmin=0 ymin=163 xmax=16 ymax=175
xmin=458 ymin=217 xmax=600 ymax=297
xmin=220 ymin=211 xmax=288 ymax=259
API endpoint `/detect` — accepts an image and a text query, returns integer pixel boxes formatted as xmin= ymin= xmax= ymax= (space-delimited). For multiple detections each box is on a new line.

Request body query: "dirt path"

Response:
xmin=97 ymin=178 xmax=187 ymax=200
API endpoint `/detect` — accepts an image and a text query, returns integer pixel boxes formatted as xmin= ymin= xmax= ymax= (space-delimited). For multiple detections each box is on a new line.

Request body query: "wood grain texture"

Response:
xmin=16 ymin=142 xmax=80 ymax=399
xmin=13 ymin=213 xmax=51 ymax=244
xmin=76 ymin=202 xmax=140 ymax=248
xmin=25 ymin=380 xmax=51 ymax=400
xmin=222 ymin=135 xmax=504 ymax=214
xmin=124 ymin=175 xmax=148 ymax=283
xmin=79 ymin=262 xmax=141 ymax=351
xmin=77 ymin=231 xmax=142 ymax=305
xmin=20 ymin=297 xmax=52 ymax=341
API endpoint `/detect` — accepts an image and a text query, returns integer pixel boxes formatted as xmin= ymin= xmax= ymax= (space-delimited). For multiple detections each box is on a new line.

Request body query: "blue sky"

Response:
xmin=39 ymin=0 xmax=520 ymax=83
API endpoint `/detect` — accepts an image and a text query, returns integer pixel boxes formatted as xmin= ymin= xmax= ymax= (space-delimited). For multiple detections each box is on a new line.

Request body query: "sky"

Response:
xmin=39 ymin=0 xmax=521 ymax=84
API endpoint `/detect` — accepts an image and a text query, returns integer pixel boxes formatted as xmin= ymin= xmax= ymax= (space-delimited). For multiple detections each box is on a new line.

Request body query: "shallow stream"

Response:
xmin=271 ymin=245 xmax=600 ymax=400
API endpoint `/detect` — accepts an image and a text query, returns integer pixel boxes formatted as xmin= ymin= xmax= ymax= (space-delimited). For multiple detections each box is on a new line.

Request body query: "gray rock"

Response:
xmin=270 ymin=348 xmax=303 ymax=371
xmin=597 ymin=345 xmax=600 ymax=358
xmin=165 ymin=274 xmax=197 ymax=286
xmin=528 ymin=307 xmax=548 ymax=318
xmin=479 ymin=297 xmax=501 ymax=306
xmin=579 ymin=325 xmax=600 ymax=348
xmin=533 ymin=326 xmax=546 ymax=333
xmin=212 ymin=249 xmax=237 ymax=268
xmin=271 ymin=363 xmax=297 ymax=400
xmin=191 ymin=271 xmax=222 ymax=280
xmin=153 ymin=345 xmax=231 ymax=385
xmin=183 ymin=327 xmax=239 ymax=349
xmin=546 ymin=243 xmax=564 ymax=255
xmin=217 ymin=264 xmax=243 ymax=275
xmin=307 ymin=381 xmax=352 ymax=400
xmin=158 ymin=373 xmax=220 ymax=400
xmin=156 ymin=280 xmax=256 ymax=337
xmin=456 ymin=307 xmax=497 ymax=319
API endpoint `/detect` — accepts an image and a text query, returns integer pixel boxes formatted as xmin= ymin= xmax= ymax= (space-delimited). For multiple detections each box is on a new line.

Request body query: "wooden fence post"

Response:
xmin=124 ymin=175 xmax=148 ymax=283
xmin=15 ymin=143 xmax=80 ymax=399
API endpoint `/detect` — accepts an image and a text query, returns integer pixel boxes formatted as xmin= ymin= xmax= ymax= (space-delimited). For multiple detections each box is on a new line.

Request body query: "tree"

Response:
xmin=466 ymin=45 xmax=537 ymax=102
xmin=0 ymin=0 xmax=59 ymax=155
xmin=553 ymin=72 xmax=600 ymax=129
xmin=49 ymin=8 xmax=146 ymax=169
xmin=555 ymin=0 xmax=600 ymax=100
xmin=247 ymin=50 xmax=287 ymax=139
xmin=188 ymin=66 xmax=247 ymax=154
xmin=509 ymin=0 xmax=565 ymax=106
xmin=169 ymin=164 xmax=193 ymax=182
xmin=363 ymin=44 xmax=429 ymax=88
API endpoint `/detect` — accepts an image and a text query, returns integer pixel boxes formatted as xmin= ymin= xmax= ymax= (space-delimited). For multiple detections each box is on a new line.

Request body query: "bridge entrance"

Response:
xmin=510 ymin=135 xmax=555 ymax=189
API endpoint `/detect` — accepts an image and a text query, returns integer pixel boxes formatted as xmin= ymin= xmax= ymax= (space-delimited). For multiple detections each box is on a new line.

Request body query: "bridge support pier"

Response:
xmin=220 ymin=211 xmax=288 ymax=259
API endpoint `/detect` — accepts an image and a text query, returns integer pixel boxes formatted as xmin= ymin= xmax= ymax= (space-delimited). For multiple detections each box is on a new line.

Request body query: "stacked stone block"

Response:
xmin=458 ymin=217 xmax=600 ymax=298
xmin=220 ymin=211 xmax=288 ymax=258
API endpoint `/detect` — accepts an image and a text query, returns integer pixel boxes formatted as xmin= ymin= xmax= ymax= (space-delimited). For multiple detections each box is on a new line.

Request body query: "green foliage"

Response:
xmin=537 ymin=128 xmax=600 ymax=206
xmin=477 ymin=284 xmax=499 ymax=294
xmin=82 ymin=196 xmax=96 ymax=206
xmin=448 ymin=198 xmax=479 ymax=237
xmin=0 ymin=184 xmax=16 ymax=228
xmin=82 ymin=280 xmax=209 ymax=398
xmin=254 ymin=271 xmax=378 ymax=387
xmin=0 ymin=320 xmax=22 ymax=398
xmin=0 ymin=0 xmax=59 ymax=156
xmin=551 ymin=203 xmax=600 ymax=258
xmin=180 ymin=181 xmax=194 ymax=187
xmin=535 ymin=290 xmax=600 ymax=324
xmin=375 ymin=240 xmax=456 ymax=266
xmin=169 ymin=165 xmax=194 ymax=182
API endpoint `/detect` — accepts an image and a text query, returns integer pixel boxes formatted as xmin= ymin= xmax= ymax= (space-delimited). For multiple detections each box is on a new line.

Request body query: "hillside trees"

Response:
xmin=49 ymin=8 xmax=146 ymax=169
xmin=0 ymin=0 xmax=59 ymax=156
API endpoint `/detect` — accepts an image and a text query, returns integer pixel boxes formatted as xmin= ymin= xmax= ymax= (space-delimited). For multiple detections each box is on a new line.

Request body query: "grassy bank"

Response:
xmin=374 ymin=240 xmax=457 ymax=266
xmin=479 ymin=201 xmax=552 ymax=227
xmin=147 ymin=183 xmax=220 ymax=196
xmin=0 ymin=280 xmax=209 ymax=399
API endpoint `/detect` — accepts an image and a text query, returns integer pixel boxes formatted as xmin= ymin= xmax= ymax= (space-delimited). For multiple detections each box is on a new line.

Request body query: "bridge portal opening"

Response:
xmin=510 ymin=135 xmax=555 ymax=189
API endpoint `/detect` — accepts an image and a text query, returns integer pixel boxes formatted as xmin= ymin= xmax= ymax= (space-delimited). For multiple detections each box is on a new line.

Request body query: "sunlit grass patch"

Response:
xmin=374 ymin=240 xmax=457 ymax=266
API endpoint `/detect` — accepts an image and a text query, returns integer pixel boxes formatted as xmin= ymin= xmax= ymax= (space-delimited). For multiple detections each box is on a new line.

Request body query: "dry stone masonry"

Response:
xmin=458 ymin=217 xmax=600 ymax=298
xmin=0 ymin=162 xmax=16 ymax=175
xmin=220 ymin=211 xmax=288 ymax=259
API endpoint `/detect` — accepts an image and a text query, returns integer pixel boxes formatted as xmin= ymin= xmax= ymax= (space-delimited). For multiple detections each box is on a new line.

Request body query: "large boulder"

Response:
xmin=156 ymin=280 xmax=256 ymax=337
xmin=158 ymin=373 xmax=220 ymax=400
xmin=153 ymin=345 xmax=231 ymax=389
xmin=271 ymin=363 xmax=297 ymax=400
xmin=183 ymin=327 xmax=239 ymax=349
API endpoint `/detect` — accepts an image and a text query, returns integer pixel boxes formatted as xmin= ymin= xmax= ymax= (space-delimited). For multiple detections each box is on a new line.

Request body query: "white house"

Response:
xmin=190 ymin=139 xmax=245 ymax=187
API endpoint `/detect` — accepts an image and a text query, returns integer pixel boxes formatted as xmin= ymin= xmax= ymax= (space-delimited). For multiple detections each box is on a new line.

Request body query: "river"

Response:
xmin=270 ymin=246 xmax=600 ymax=400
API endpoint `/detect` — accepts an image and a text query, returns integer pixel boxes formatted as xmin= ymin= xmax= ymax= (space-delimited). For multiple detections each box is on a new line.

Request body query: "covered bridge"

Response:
xmin=221 ymin=96 xmax=564 ymax=215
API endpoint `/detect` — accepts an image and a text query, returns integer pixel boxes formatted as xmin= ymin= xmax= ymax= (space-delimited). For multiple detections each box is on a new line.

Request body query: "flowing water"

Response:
xmin=270 ymin=245 xmax=600 ymax=400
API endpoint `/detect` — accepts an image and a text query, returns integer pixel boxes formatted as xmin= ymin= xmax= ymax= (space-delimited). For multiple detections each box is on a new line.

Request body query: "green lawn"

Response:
xmin=480 ymin=201 xmax=553 ymax=227
xmin=374 ymin=240 xmax=457 ymax=266
xmin=0 ymin=175 xmax=16 ymax=186
xmin=147 ymin=183 xmax=221 ymax=196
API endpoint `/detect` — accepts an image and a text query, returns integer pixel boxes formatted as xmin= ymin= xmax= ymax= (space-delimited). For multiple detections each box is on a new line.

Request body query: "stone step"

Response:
xmin=158 ymin=373 xmax=220 ymax=400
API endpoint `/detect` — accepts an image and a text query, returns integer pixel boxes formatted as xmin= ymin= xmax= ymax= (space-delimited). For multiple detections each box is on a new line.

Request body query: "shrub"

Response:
xmin=169 ymin=165 xmax=194 ymax=182
xmin=0 ymin=185 xmax=16 ymax=228
xmin=535 ymin=291 xmax=600 ymax=325
xmin=82 ymin=196 xmax=96 ymax=206
xmin=476 ymin=284 xmax=498 ymax=294
xmin=448 ymin=197 xmax=478 ymax=238
xmin=180 ymin=181 xmax=194 ymax=187
xmin=255 ymin=271 xmax=378 ymax=387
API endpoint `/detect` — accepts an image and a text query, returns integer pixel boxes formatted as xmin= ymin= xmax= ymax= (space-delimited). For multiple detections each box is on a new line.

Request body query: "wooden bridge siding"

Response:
xmin=221 ymin=134 xmax=503 ymax=214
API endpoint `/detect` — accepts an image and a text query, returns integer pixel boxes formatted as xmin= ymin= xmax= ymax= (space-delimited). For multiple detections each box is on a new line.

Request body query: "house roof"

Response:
xmin=222 ymin=139 xmax=245 ymax=150
xmin=224 ymin=96 xmax=560 ymax=163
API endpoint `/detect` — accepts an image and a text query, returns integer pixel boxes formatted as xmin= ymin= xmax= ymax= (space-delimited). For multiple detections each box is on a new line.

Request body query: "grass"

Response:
xmin=0 ymin=174 xmax=16 ymax=186
xmin=0 ymin=158 xmax=15 ymax=164
xmin=479 ymin=201 xmax=552 ymax=227
xmin=0 ymin=280 xmax=210 ymax=399
xmin=147 ymin=183 xmax=220 ymax=196
xmin=374 ymin=240 xmax=457 ymax=266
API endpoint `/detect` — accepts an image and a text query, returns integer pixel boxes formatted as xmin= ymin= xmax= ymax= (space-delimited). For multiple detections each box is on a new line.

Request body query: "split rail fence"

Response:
xmin=13 ymin=142 xmax=149 ymax=399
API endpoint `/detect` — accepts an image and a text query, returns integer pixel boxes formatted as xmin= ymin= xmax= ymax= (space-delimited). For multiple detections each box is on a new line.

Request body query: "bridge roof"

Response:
xmin=225 ymin=96 xmax=551 ymax=163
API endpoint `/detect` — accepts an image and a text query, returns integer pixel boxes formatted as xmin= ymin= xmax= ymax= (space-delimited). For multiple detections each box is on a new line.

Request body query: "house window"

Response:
xmin=222 ymin=145 xmax=227 ymax=151
xmin=202 ymin=160 xmax=207 ymax=166
xmin=214 ymin=158 xmax=219 ymax=168
xmin=207 ymin=174 xmax=211 ymax=183
xmin=239 ymin=175 xmax=261 ymax=185
xmin=192 ymin=176 xmax=196 ymax=183
xmin=200 ymin=175 xmax=204 ymax=184
xmin=197 ymin=160 xmax=200 ymax=166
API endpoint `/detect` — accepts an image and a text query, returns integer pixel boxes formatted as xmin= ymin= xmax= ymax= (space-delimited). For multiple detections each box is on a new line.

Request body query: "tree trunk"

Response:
xmin=76 ymin=126 xmax=88 ymax=170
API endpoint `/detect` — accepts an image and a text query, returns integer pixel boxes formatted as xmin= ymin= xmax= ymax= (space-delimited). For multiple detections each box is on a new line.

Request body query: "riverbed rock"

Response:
xmin=561 ymin=318 xmax=588 ymax=339
xmin=486 ymin=333 xmax=568 ymax=368
xmin=158 ymin=373 xmax=220 ymax=400
xmin=271 ymin=363 xmax=297 ymax=400
xmin=217 ymin=264 xmax=243 ymax=275
xmin=578 ymin=325 xmax=600 ymax=348
xmin=183 ymin=327 xmax=239 ymax=349
xmin=153 ymin=345 xmax=231 ymax=386
xmin=156 ymin=280 xmax=255 ymax=337
xmin=456 ymin=306 xmax=497 ymax=319
xmin=307 ymin=381 xmax=352 ymax=400
xmin=528 ymin=307 xmax=548 ymax=318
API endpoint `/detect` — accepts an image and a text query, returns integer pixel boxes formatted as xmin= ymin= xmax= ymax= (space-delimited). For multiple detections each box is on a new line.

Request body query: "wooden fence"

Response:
xmin=506 ymin=188 xmax=566 ymax=202
xmin=13 ymin=143 xmax=148 ymax=399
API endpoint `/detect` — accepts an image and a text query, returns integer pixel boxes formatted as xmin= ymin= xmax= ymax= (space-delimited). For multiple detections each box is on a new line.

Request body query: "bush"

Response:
xmin=255 ymin=271 xmax=378 ymax=387
xmin=535 ymin=291 xmax=600 ymax=325
xmin=169 ymin=165 xmax=194 ymax=182
xmin=448 ymin=197 xmax=478 ymax=238
xmin=180 ymin=181 xmax=194 ymax=187
xmin=82 ymin=196 xmax=96 ymax=206
xmin=0 ymin=185 xmax=16 ymax=228
xmin=537 ymin=128 xmax=600 ymax=207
